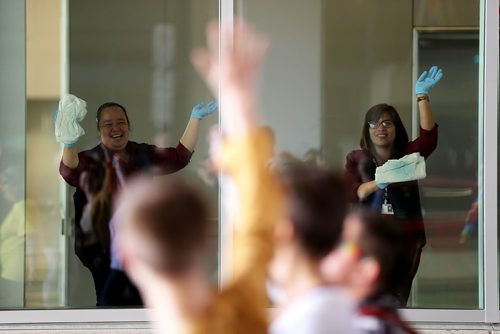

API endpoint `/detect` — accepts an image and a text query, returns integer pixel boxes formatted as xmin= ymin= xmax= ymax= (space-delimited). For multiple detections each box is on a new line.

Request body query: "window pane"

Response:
xmin=9 ymin=0 xmax=219 ymax=309
xmin=415 ymin=30 xmax=479 ymax=308
xmin=0 ymin=0 xmax=26 ymax=309
xmin=238 ymin=0 xmax=480 ymax=308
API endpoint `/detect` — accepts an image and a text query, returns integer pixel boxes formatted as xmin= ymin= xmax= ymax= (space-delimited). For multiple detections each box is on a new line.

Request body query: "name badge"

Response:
xmin=381 ymin=203 xmax=394 ymax=215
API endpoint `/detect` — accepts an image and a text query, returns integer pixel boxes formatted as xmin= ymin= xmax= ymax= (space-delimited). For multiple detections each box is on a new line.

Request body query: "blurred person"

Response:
xmin=0 ymin=166 xmax=25 ymax=307
xmin=196 ymin=155 xmax=217 ymax=189
xmin=344 ymin=66 xmax=443 ymax=304
xmin=460 ymin=197 xmax=478 ymax=245
xmin=321 ymin=209 xmax=418 ymax=334
xmin=115 ymin=20 xmax=283 ymax=334
xmin=268 ymin=160 xmax=356 ymax=334
xmin=56 ymin=98 xmax=217 ymax=305
xmin=303 ymin=148 xmax=325 ymax=167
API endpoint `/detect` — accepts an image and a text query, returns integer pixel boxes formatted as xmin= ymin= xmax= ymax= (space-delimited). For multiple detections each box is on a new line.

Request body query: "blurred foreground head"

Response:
xmin=116 ymin=176 xmax=210 ymax=279
xmin=321 ymin=208 xmax=407 ymax=300
xmin=276 ymin=159 xmax=348 ymax=260
xmin=269 ymin=159 xmax=348 ymax=294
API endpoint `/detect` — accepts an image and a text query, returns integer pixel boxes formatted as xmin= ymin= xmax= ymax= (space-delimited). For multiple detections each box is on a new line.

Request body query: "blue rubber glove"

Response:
xmin=54 ymin=110 xmax=77 ymax=148
xmin=376 ymin=182 xmax=389 ymax=190
xmin=191 ymin=101 xmax=218 ymax=119
xmin=415 ymin=66 xmax=443 ymax=95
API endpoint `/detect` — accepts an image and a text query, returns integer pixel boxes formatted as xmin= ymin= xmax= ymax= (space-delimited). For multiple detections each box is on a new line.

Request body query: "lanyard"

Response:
xmin=381 ymin=182 xmax=393 ymax=215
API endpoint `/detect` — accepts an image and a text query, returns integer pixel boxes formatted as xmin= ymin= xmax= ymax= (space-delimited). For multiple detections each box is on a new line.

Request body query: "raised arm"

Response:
xmin=192 ymin=20 xmax=280 ymax=275
xmin=55 ymin=94 xmax=88 ymax=168
xmin=191 ymin=20 xmax=282 ymax=333
xmin=62 ymin=147 xmax=79 ymax=168
xmin=416 ymin=97 xmax=435 ymax=131
xmin=179 ymin=101 xmax=218 ymax=151
xmin=415 ymin=66 xmax=443 ymax=131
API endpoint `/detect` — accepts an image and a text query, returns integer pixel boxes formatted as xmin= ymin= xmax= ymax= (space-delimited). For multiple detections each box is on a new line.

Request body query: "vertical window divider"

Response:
xmin=218 ymin=0 xmax=234 ymax=289
xmin=480 ymin=0 xmax=499 ymax=323
xmin=59 ymin=0 xmax=70 ymax=308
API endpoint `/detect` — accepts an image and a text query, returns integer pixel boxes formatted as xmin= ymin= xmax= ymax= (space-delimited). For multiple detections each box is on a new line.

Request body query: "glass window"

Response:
xmin=1 ymin=0 xmax=498 ymax=323
xmin=65 ymin=0 xmax=218 ymax=308
xmin=0 ymin=0 xmax=26 ymax=309
xmin=0 ymin=0 xmax=219 ymax=309
xmin=414 ymin=29 xmax=479 ymax=308
xmin=237 ymin=0 xmax=481 ymax=309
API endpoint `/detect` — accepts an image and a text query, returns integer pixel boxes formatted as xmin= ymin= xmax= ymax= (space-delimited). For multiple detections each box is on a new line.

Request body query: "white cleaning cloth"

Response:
xmin=55 ymin=94 xmax=88 ymax=145
xmin=375 ymin=152 xmax=426 ymax=184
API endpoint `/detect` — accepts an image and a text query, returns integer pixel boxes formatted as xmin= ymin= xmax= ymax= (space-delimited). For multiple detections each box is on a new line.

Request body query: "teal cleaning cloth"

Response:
xmin=375 ymin=152 xmax=426 ymax=184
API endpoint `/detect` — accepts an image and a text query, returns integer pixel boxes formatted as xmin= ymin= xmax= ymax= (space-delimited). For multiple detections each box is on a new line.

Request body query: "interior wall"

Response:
xmin=414 ymin=0 xmax=480 ymax=27
xmin=240 ymin=0 xmax=322 ymax=157
xmin=322 ymin=1 xmax=414 ymax=167
xmin=27 ymin=0 xmax=60 ymax=99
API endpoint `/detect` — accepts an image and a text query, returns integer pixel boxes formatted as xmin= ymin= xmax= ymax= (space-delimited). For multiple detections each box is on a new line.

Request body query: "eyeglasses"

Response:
xmin=340 ymin=241 xmax=365 ymax=260
xmin=368 ymin=120 xmax=394 ymax=129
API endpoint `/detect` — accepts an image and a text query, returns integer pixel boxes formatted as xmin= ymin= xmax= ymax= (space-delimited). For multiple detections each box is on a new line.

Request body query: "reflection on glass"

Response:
xmin=0 ymin=167 xmax=25 ymax=307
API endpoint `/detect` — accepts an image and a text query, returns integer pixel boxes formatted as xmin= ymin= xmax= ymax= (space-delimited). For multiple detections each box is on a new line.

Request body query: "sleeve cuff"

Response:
xmin=420 ymin=123 xmax=438 ymax=133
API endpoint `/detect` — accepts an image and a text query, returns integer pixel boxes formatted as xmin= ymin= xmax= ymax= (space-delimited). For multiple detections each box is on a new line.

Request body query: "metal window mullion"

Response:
xmin=59 ymin=0 xmax=70 ymax=308
xmin=218 ymin=0 xmax=234 ymax=288
xmin=481 ymin=0 xmax=499 ymax=323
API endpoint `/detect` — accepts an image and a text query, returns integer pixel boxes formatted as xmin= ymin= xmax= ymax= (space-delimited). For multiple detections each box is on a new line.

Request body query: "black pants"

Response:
xmin=75 ymin=242 xmax=110 ymax=306
xmin=99 ymin=269 xmax=143 ymax=307
xmin=395 ymin=240 xmax=423 ymax=306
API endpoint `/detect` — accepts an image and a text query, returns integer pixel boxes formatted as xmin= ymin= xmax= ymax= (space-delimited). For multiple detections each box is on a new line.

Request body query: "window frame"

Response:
xmin=1 ymin=0 xmax=499 ymax=325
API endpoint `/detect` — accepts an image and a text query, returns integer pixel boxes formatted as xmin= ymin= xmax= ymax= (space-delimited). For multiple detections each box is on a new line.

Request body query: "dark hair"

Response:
xmin=89 ymin=160 xmax=116 ymax=249
xmin=280 ymin=162 xmax=348 ymax=260
xmin=122 ymin=177 xmax=210 ymax=275
xmin=96 ymin=102 xmax=131 ymax=131
xmin=353 ymin=209 xmax=408 ymax=296
xmin=360 ymin=104 xmax=409 ymax=157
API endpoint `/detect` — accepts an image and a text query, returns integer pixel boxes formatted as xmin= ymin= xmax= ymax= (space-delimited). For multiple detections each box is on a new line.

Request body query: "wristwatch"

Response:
xmin=417 ymin=95 xmax=429 ymax=103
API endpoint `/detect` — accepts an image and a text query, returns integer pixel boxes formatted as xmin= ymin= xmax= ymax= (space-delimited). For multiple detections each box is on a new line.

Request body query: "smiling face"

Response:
xmin=368 ymin=112 xmax=396 ymax=149
xmin=98 ymin=106 xmax=130 ymax=152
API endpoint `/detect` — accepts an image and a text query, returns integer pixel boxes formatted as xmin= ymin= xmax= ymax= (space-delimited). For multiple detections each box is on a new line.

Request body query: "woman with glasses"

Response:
xmin=344 ymin=66 xmax=443 ymax=305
